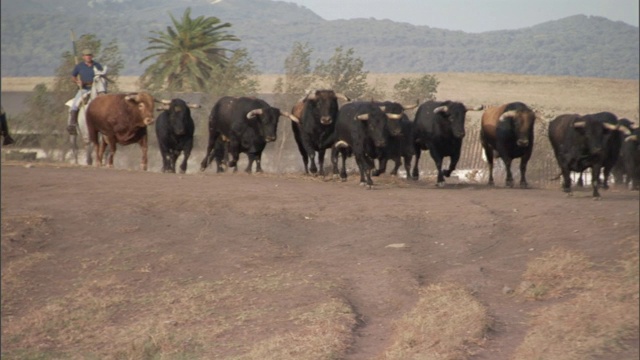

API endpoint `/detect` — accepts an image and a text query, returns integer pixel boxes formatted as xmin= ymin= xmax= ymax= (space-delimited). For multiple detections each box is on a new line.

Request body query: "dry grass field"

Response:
xmin=1 ymin=72 xmax=639 ymax=360
xmin=3 ymin=72 xmax=638 ymax=119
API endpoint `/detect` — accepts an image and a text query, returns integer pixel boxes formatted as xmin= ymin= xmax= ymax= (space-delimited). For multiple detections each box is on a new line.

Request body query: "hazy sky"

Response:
xmin=285 ymin=0 xmax=639 ymax=33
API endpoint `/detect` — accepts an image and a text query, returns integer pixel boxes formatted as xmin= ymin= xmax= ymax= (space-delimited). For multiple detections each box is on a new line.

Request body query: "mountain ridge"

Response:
xmin=1 ymin=0 xmax=638 ymax=79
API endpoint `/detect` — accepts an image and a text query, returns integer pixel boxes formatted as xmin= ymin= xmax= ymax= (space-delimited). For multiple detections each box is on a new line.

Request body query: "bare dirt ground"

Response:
xmin=1 ymin=161 xmax=638 ymax=359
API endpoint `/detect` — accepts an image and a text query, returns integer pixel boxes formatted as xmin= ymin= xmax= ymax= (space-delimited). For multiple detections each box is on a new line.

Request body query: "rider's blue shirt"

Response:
xmin=72 ymin=61 xmax=103 ymax=88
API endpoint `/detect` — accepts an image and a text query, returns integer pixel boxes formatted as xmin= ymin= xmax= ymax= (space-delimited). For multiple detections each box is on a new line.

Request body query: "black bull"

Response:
xmin=154 ymin=98 xmax=200 ymax=174
xmin=331 ymin=101 xmax=388 ymax=189
xmin=199 ymin=96 xmax=298 ymax=174
xmin=291 ymin=90 xmax=349 ymax=176
xmin=548 ymin=112 xmax=630 ymax=197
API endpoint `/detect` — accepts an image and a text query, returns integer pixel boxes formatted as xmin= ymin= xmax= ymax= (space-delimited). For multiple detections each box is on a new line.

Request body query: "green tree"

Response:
xmin=392 ymin=74 xmax=439 ymax=104
xmin=207 ymin=48 xmax=259 ymax=97
xmin=314 ymin=46 xmax=369 ymax=99
xmin=282 ymin=42 xmax=315 ymax=95
xmin=273 ymin=42 xmax=315 ymax=109
xmin=139 ymin=7 xmax=240 ymax=92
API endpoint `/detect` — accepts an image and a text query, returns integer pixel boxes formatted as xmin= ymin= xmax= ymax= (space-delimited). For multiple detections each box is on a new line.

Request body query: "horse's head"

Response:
xmin=92 ymin=65 xmax=108 ymax=97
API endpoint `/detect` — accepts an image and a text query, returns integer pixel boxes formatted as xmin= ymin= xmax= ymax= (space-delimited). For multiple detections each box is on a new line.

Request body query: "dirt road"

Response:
xmin=1 ymin=162 xmax=638 ymax=359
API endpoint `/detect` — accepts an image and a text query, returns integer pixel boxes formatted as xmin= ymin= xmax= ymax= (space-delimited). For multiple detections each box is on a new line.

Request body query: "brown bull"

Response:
xmin=85 ymin=92 xmax=156 ymax=171
xmin=481 ymin=102 xmax=536 ymax=188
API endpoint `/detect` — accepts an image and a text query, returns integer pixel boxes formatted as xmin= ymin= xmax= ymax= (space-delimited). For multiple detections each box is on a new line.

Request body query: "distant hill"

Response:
xmin=1 ymin=0 xmax=638 ymax=79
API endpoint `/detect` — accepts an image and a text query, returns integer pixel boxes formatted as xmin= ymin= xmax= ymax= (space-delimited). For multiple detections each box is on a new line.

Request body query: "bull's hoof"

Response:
xmin=200 ymin=167 xmax=206 ymax=172
xmin=487 ymin=181 xmax=495 ymax=187
xmin=443 ymin=170 xmax=452 ymax=177
xmin=436 ymin=182 xmax=445 ymax=188
xmin=372 ymin=170 xmax=381 ymax=176
xmin=340 ymin=177 xmax=347 ymax=182
xmin=592 ymin=196 xmax=602 ymax=201
xmin=520 ymin=182 xmax=529 ymax=189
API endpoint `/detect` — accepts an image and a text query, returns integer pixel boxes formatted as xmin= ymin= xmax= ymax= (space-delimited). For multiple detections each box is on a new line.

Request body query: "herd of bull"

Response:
xmin=83 ymin=90 xmax=639 ymax=198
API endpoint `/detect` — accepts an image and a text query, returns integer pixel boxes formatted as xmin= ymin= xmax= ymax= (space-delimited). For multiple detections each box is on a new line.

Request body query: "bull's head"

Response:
xmin=434 ymin=102 xmax=467 ymax=139
xmin=355 ymin=106 xmax=387 ymax=148
xmin=125 ymin=92 xmax=155 ymax=126
xmin=246 ymin=107 xmax=299 ymax=142
xmin=378 ymin=102 xmax=404 ymax=136
xmin=303 ymin=90 xmax=347 ymax=125
xmin=499 ymin=109 xmax=536 ymax=147
xmin=156 ymin=99 xmax=200 ymax=136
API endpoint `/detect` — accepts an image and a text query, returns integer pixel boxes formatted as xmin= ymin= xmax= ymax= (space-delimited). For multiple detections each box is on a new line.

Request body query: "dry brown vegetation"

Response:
xmin=513 ymin=239 xmax=639 ymax=359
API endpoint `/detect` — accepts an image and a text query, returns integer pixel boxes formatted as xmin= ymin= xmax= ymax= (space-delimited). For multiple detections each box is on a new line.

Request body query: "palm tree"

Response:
xmin=139 ymin=8 xmax=239 ymax=92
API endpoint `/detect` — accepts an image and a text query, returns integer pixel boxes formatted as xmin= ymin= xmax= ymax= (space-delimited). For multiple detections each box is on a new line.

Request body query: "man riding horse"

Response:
xmin=67 ymin=48 xmax=104 ymax=135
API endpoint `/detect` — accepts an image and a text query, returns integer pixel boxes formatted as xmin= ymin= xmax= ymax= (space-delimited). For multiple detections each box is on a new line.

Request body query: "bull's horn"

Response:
xmin=602 ymin=123 xmax=619 ymax=131
xmin=499 ymin=110 xmax=517 ymax=121
xmin=304 ymin=90 xmax=317 ymax=101
xmin=335 ymin=93 xmax=350 ymax=102
xmin=467 ymin=105 xmax=484 ymax=111
xmin=187 ymin=103 xmax=201 ymax=109
xmin=403 ymin=100 xmax=419 ymax=111
xmin=434 ymin=106 xmax=448 ymax=114
xmin=160 ymin=99 xmax=172 ymax=105
xmin=156 ymin=105 xmax=170 ymax=111
xmin=280 ymin=111 xmax=299 ymax=123
xmin=573 ymin=121 xmax=586 ymax=128
xmin=617 ymin=125 xmax=631 ymax=135
xmin=124 ymin=93 xmax=139 ymax=102
xmin=246 ymin=108 xmax=263 ymax=119
xmin=335 ymin=140 xmax=350 ymax=148
xmin=386 ymin=113 xmax=403 ymax=120
xmin=379 ymin=106 xmax=386 ymax=112
xmin=625 ymin=135 xmax=638 ymax=142
xmin=356 ymin=113 xmax=370 ymax=121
